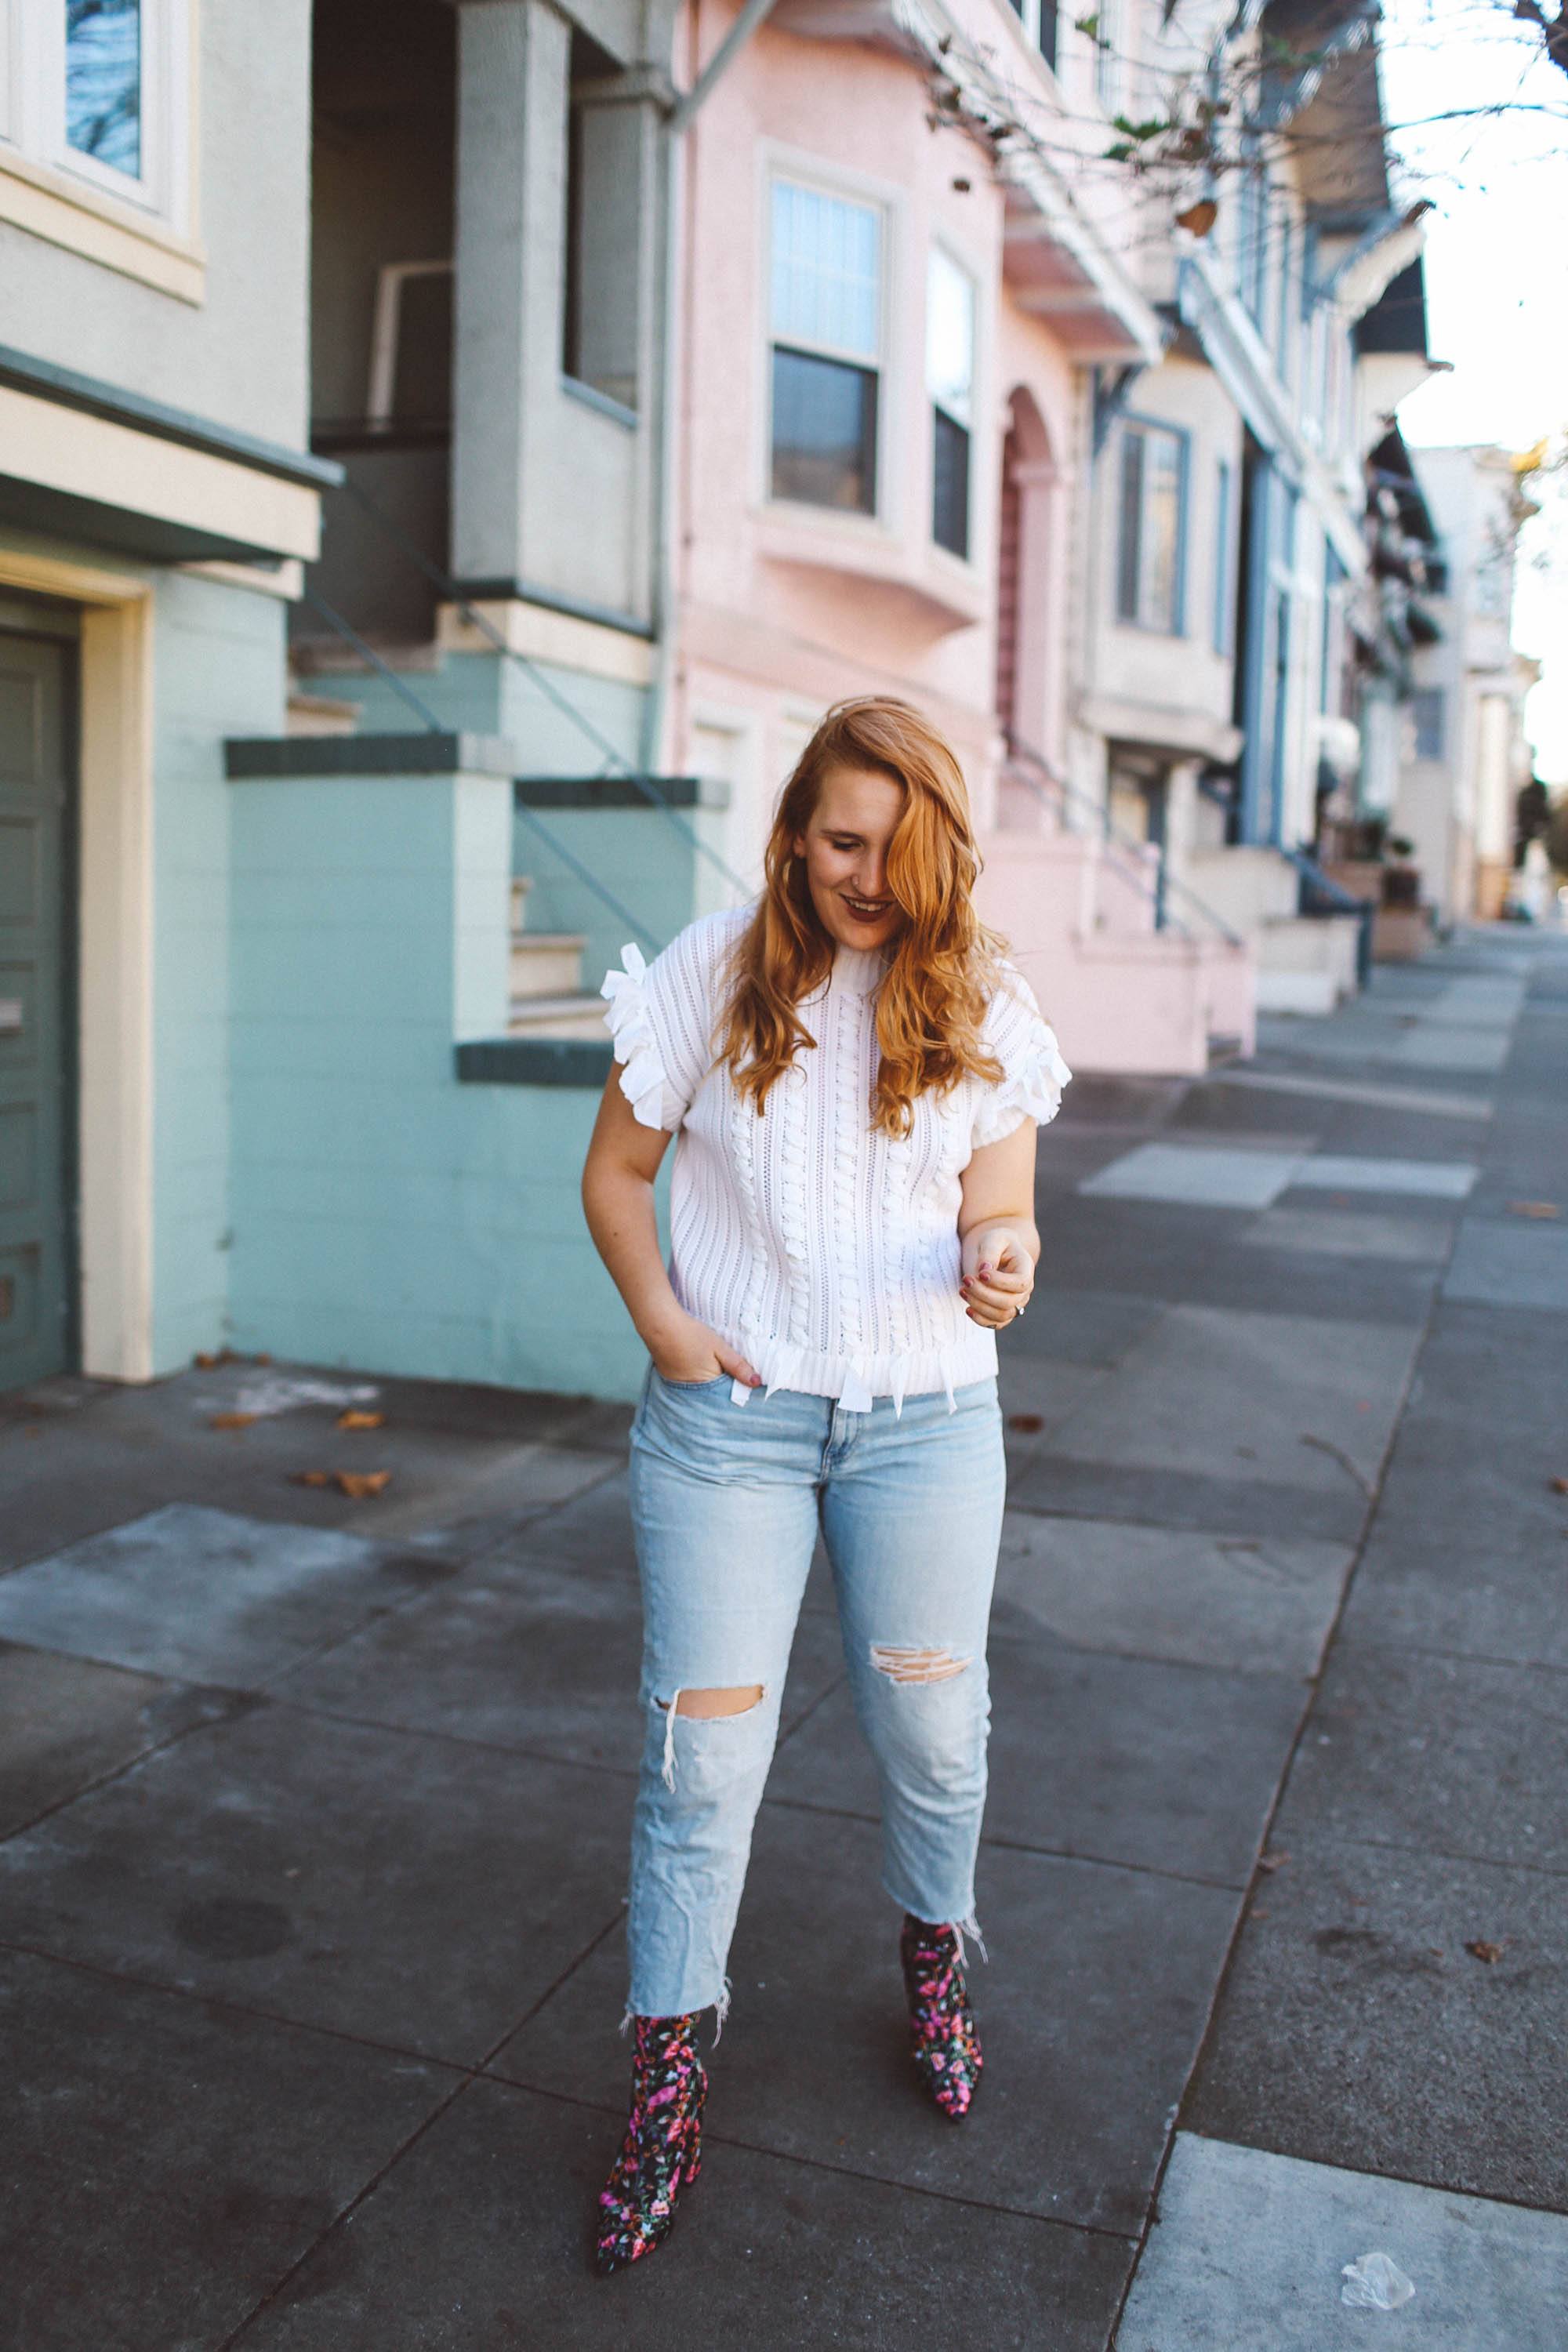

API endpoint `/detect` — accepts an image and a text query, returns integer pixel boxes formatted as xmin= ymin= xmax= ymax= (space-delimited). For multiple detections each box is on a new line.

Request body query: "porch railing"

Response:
xmin=299 ymin=585 xmax=663 ymax=956
xmin=1279 ymin=843 xmax=1374 ymax=988
xmin=328 ymin=474 xmax=755 ymax=905
xmin=1003 ymin=731 xmax=1245 ymax=950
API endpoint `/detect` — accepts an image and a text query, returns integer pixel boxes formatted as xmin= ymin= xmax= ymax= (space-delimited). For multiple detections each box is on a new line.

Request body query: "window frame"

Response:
xmin=1000 ymin=0 xmax=1061 ymax=75
xmin=1114 ymin=413 xmax=1190 ymax=637
xmin=760 ymin=157 xmax=893 ymax=526
xmin=2 ymin=0 xmax=190 ymax=227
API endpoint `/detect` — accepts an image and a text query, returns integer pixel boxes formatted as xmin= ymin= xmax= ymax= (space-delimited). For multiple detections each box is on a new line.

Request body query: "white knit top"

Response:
xmin=601 ymin=902 xmax=1072 ymax=1414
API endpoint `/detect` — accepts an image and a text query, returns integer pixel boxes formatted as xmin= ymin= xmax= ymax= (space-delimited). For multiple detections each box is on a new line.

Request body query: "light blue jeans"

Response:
xmin=625 ymin=1364 xmax=1007 ymax=2020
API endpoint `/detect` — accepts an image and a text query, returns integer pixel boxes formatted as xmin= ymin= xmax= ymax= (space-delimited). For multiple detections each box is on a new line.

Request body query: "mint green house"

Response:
xmin=2 ymin=0 xmax=718 ymax=1408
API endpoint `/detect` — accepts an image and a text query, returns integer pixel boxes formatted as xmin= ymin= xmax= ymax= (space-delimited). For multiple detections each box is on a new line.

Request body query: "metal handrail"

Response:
xmin=1279 ymin=842 xmax=1373 ymax=987
xmin=301 ymin=586 xmax=662 ymax=956
xmin=1003 ymin=731 xmax=1246 ymax=949
xmin=333 ymin=474 xmax=756 ymax=902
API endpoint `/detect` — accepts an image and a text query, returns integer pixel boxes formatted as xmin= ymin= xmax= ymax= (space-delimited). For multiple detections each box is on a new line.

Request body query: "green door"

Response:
xmin=0 ymin=629 xmax=74 ymax=1389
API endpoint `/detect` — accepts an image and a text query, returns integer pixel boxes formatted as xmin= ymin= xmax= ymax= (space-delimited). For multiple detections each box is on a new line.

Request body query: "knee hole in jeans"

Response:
xmin=657 ymin=1686 xmax=766 ymax=1719
xmin=653 ymin=1684 xmax=768 ymax=1793
xmin=869 ymin=1645 xmax=971 ymax=1686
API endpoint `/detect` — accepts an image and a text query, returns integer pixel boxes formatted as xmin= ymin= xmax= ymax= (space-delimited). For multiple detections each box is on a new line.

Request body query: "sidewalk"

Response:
xmin=2 ymin=925 xmax=1565 ymax=2349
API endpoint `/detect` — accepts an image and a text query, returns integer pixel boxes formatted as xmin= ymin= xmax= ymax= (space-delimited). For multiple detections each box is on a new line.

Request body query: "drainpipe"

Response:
xmin=641 ymin=0 xmax=782 ymax=779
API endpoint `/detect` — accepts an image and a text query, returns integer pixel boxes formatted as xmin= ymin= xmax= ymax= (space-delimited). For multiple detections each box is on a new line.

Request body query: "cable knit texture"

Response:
xmin=600 ymin=902 xmax=1072 ymax=1414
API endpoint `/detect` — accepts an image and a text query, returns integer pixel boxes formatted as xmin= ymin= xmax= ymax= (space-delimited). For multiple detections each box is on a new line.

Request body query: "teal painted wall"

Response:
xmin=150 ymin=573 xmax=289 ymax=1374
xmin=302 ymin=635 xmax=740 ymax=990
xmin=314 ymin=643 xmax=648 ymax=778
xmin=227 ymin=754 xmax=668 ymax=1401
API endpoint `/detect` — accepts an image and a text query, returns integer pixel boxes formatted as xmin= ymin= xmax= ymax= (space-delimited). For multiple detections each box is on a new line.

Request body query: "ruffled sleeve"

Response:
xmin=969 ymin=963 xmax=1073 ymax=1150
xmin=599 ymin=910 xmax=738 ymax=1132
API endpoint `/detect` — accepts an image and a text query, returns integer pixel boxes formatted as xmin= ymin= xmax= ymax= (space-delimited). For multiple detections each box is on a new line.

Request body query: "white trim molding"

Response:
xmin=0 ymin=384 xmax=325 ymax=561
xmin=0 ymin=542 xmax=155 ymax=1383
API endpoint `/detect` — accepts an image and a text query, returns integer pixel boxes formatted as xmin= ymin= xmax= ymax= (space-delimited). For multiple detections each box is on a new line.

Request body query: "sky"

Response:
xmin=1378 ymin=0 xmax=1568 ymax=779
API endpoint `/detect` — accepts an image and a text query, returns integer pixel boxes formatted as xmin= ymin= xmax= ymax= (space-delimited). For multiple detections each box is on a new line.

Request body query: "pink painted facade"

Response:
xmin=661 ymin=0 xmax=1254 ymax=1073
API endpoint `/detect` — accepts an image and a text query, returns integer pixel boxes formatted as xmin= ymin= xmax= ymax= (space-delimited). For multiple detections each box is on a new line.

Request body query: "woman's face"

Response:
xmin=792 ymin=764 xmax=908 ymax=954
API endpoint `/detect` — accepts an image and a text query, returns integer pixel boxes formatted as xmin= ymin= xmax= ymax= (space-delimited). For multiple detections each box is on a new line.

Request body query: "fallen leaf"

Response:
xmin=1007 ymin=1413 xmax=1044 ymax=1434
xmin=334 ymin=1470 xmax=391 ymax=1500
xmin=1257 ymin=1852 xmax=1290 ymax=1874
xmin=1465 ymin=1938 xmax=1508 ymax=1964
xmin=1175 ymin=197 xmax=1218 ymax=238
xmin=209 ymin=1412 xmax=256 ymax=1432
xmin=194 ymin=1352 xmax=220 ymax=1369
xmin=336 ymin=1409 xmax=385 ymax=1431
xmin=1552 ymin=1477 xmax=1568 ymax=1496
xmin=254 ymin=1352 xmax=273 ymax=1365
xmin=1250 ymin=1906 xmax=1270 ymax=1920
xmin=1508 ymin=1201 xmax=1561 ymax=1219
xmin=292 ymin=1471 xmax=332 ymax=1489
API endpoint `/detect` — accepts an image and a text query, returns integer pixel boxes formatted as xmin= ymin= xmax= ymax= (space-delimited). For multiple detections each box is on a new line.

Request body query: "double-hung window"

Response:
xmin=927 ymin=248 xmax=975 ymax=560
xmin=769 ymin=177 xmax=883 ymax=515
xmin=1116 ymin=420 xmax=1186 ymax=633
xmin=0 ymin=0 xmax=188 ymax=226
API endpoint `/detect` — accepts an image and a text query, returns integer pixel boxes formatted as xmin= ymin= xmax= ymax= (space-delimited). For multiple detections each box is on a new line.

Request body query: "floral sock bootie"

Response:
xmin=899 ymin=1914 xmax=983 ymax=2122
xmin=594 ymin=2011 xmax=707 ymax=2275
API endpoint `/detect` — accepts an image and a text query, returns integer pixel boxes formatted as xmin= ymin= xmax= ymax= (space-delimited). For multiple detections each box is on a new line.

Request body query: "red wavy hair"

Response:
xmin=716 ymin=696 xmax=1011 ymax=1139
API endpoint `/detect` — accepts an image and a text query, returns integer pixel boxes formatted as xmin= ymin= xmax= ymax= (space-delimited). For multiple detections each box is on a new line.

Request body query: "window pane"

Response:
xmin=927 ymin=249 xmax=974 ymax=426
xmin=1213 ymin=459 xmax=1232 ymax=653
xmin=1038 ymin=0 xmax=1059 ymax=72
xmin=932 ymin=406 xmax=970 ymax=557
xmin=67 ymin=0 xmax=142 ymax=178
xmin=1116 ymin=430 xmax=1143 ymax=622
xmin=771 ymin=182 xmax=880 ymax=362
xmin=1412 ymin=688 xmax=1444 ymax=760
xmin=771 ymin=347 xmax=877 ymax=512
xmin=564 ymin=91 xmax=641 ymax=410
xmin=1141 ymin=432 xmax=1182 ymax=630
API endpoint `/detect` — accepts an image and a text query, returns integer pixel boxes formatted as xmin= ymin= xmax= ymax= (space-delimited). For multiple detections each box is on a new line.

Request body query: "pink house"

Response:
xmin=657 ymin=0 xmax=1256 ymax=1072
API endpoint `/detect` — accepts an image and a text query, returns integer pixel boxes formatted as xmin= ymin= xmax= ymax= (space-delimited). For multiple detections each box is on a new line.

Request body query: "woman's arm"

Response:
xmin=956 ymin=1120 xmax=1040 ymax=1327
xmin=581 ymin=1073 xmax=762 ymax=1385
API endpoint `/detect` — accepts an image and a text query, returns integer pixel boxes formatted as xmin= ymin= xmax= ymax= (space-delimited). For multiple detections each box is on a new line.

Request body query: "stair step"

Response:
xmin=506 ymin=991 xmax=608 ymax=1040
xmin=510 ymin=931 xmax=587 ymax=996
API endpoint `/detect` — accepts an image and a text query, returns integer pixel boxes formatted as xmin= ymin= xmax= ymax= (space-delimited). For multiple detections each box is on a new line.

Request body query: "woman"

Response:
xmin=579 ymin=695 xmax=1070 ymax=2275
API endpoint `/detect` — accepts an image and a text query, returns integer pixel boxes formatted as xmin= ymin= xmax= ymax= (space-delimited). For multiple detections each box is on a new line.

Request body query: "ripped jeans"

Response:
xmin=625 ymin=1364 xmax=1007 ymax=2020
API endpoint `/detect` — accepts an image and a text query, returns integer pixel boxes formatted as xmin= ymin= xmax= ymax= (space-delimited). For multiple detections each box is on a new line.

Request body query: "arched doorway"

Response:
xmin=994 ymin=388 xmax=1057 ymax=754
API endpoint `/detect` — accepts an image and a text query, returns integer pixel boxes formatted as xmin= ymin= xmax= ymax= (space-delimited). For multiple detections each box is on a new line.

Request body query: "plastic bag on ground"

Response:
xmin=1341 ymin=2250 xmax=1416 ymax=2310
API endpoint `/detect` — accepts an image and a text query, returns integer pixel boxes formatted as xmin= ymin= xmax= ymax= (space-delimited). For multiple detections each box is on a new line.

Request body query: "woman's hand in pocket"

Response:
xmin=647 ymin=1312 xmax=762 ymax=1388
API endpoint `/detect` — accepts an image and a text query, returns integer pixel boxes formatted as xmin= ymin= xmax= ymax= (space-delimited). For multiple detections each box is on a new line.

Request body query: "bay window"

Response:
xmin=769 ymin=177 xmax=884 ymax=515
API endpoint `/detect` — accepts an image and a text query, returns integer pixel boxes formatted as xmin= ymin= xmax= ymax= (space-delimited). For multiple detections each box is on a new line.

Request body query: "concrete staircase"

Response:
xmin=1185 ymin=846 xmax=1363 ymax=1015
xmin=506 ymin=877 xmax=607 ymax=1039
xmin=976 ymin=759 xmax=1256 ymax=1078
